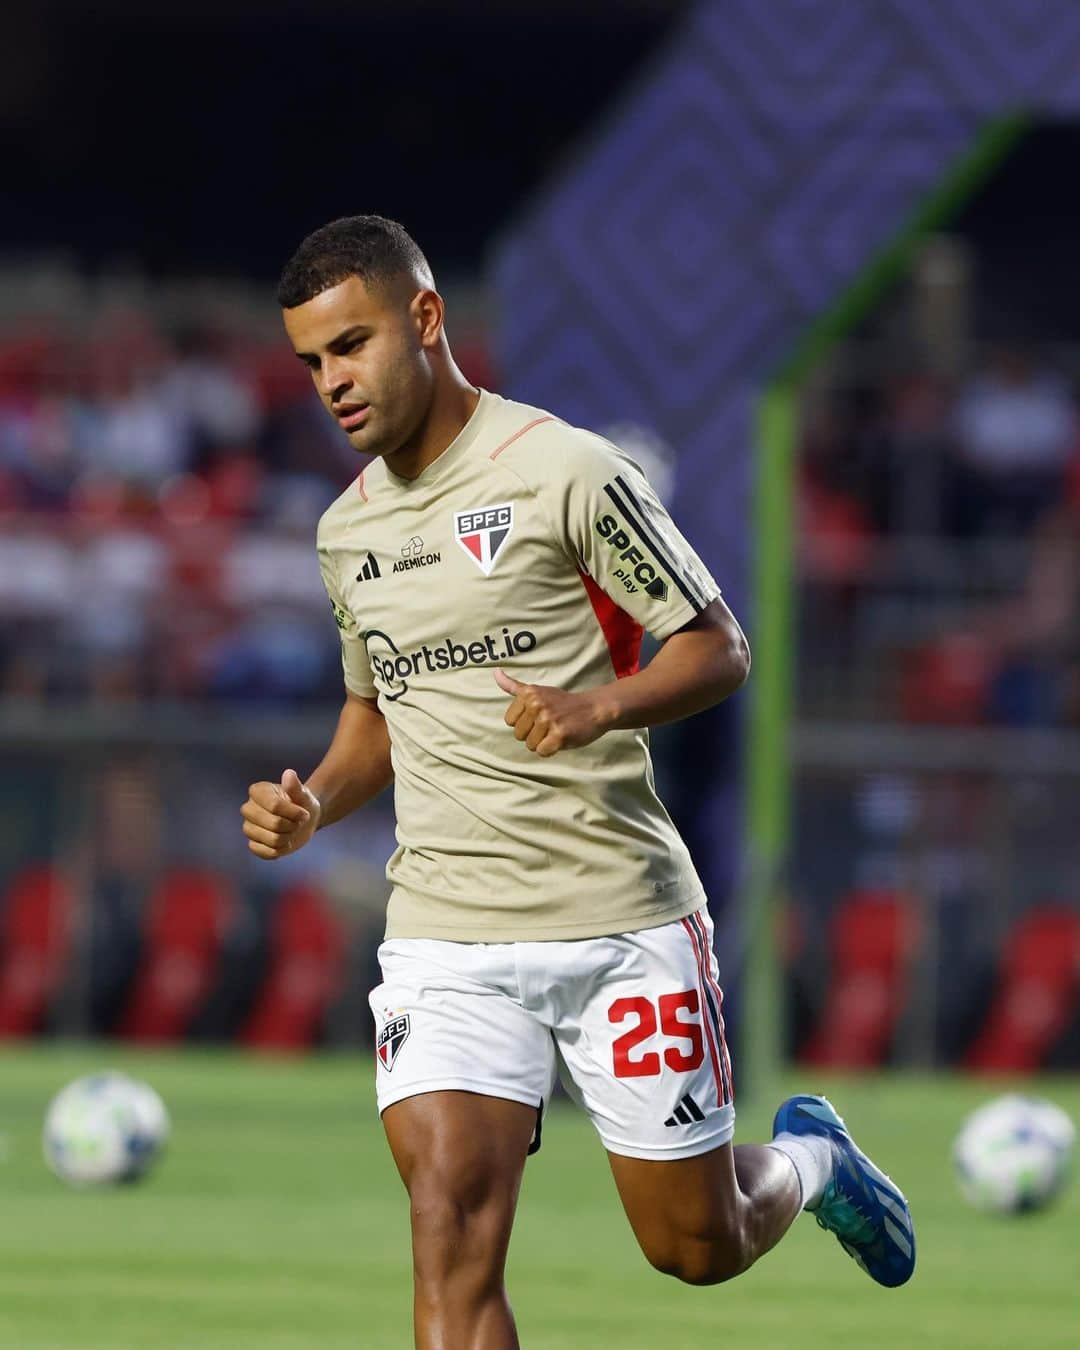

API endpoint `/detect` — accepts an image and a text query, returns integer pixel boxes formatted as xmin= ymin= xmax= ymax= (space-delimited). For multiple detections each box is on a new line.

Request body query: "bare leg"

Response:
xmin=383 ymin=1090 xmax=537 ymax=1350
xmin=608 ymin=1140 xmax=800 ymax=1285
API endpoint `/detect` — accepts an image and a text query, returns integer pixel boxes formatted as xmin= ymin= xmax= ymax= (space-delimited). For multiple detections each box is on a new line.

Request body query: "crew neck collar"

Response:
xmin=383 ymin=387 xmax=493 ymax=488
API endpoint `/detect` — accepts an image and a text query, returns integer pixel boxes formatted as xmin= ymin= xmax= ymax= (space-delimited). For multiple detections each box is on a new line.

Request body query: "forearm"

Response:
xmin=306 ymin=695 xmax=394 ymax=828
xmin=592 ymin=616 xmax=750 ymax=732
xmin=497 ymin=599 xmax=751 ymax=757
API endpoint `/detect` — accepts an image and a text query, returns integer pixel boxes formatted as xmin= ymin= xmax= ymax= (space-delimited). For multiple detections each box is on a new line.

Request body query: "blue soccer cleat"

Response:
xmin=773 ymin=1093 xmax=916 ymax=1288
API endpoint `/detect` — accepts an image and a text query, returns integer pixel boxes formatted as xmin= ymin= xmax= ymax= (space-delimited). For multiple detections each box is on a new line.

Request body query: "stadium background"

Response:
xmin=1 ymin=1 xmax=1078 ymax=1346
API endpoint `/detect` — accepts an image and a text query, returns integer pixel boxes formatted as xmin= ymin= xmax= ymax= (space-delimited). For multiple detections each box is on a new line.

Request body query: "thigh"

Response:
xmin=384 ymin=1089 xmax=539 ymax=1223
xmin=370 ymin=938 xmax=557 ymax=1143
xmin=554 ymin=907 xmax=735 ymax=1161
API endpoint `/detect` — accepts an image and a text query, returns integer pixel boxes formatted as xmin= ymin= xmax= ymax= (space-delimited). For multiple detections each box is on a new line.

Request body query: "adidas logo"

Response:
xmin=664 ymin=1093 xmax=705 ymax=1127
xmin=356 ymin=553 xmax=381 ymax=582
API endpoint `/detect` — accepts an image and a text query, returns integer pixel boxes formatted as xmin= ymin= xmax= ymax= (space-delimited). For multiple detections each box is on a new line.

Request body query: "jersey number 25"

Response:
xmin=608 ymin=991 xmax=705 ymax=1078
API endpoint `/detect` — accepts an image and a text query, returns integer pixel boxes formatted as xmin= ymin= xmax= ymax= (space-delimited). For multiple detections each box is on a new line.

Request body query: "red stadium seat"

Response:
xmin=0 ymin=863 xmax=76 ymax=1037
xmin=965 ymin=907 xmax=1080 ymax=1072
xmin=241 ymin=883 xmax=346 ymax=1050
xmin=802 ymin=889 xmax=920 ymax=1069
xmin=118 ymin=868 xmax=235 ymax=1042
xmin=899 ymin=637 xmax=990 ymax=726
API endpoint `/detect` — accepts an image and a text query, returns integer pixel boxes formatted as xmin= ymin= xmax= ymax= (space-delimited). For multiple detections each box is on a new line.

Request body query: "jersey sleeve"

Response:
xmin=549 ymin=434 xmax=721 ymax=640
xmin=317 ymin=545 xmax=378 ymax=700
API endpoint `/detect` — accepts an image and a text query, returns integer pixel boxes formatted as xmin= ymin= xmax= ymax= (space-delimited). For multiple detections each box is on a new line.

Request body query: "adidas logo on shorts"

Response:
xmin=664 ymin=1093 xmax=705 ymax=1127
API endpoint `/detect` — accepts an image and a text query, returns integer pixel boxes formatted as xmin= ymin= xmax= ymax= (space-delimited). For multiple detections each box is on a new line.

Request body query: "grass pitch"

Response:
xmin=0 ymin=1047 xmax=1076 ymax=1349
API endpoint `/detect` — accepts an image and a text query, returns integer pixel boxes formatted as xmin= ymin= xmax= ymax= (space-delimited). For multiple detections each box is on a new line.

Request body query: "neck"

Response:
xmin=384 ymin=365 xmax=480 ymax=480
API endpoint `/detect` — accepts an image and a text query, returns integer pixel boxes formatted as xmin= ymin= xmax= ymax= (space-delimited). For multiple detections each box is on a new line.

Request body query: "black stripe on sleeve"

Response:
xmin=602 ymin=469 xmax=712 ymax=607
xmin=602 ymin=482 xmax=706 ymax=611
xmin=613 ymin=474 xmax=714 ymax=608
xmin=681 ymin=1093 xmax=706 ymax=1122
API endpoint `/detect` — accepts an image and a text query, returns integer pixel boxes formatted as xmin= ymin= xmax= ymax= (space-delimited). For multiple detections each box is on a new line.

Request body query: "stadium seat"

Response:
xmin=0 ymin=863 xmax=76 ymax=1037
xmin=965 ymin=906 xmax=1080 ymax=1072
xmin=117 ymin=868 xmax=235 ymax=1042
xmin=899 ymin=637 xmax=990 ymax=725
xmin=802 ymin=888 xmax=920 ymax=1069
xmin=240 ymin=883 xmax=346 ymax=1050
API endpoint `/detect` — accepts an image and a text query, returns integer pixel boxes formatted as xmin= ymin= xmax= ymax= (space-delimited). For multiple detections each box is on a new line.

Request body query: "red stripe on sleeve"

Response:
xmin=578 ymin=570 xmax=643 ymax=680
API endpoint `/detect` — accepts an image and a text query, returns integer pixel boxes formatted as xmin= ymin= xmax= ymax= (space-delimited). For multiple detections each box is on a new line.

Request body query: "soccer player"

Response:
xmin=241 ymin=216 xmax=915 ymax=1348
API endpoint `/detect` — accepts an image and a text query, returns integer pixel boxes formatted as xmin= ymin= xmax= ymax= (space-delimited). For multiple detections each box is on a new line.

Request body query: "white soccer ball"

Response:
xmin=43 ymin=1072 xmax=170 ymax=1187
xmin=953 ymin=1094 xmax=1075 ymax=1214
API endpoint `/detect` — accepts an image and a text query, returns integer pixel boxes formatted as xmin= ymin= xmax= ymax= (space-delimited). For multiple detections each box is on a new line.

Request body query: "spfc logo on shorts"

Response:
xmin=376 ymin=1014 xmax=411 ymax=1071
xmin=454 ymin=503 xmax=513 ymax=576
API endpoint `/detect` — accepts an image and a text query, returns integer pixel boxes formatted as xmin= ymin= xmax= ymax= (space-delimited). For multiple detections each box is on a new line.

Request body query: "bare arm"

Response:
xmin=590 ymin=597 xmax=750 ymax=731
xmin=494 ymin=598 xmax=750 ymax=757
xmin=307 ymin=691 xmax=394 ymax=827
xmin=240 ymin=691 xmax=393 ymax=860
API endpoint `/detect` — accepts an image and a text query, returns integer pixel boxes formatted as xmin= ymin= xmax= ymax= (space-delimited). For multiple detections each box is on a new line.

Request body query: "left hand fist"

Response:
xmin=493 ymin=669 xmax=604 ymax=757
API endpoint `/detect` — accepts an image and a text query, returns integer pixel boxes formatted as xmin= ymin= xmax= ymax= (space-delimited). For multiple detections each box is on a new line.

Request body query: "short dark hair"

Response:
xmin=276 ymin=215 xmax=433 ymax=308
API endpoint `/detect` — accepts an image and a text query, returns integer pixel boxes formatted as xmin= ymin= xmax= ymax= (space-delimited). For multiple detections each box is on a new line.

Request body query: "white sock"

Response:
xmin=769 ymin=1132 xmax=834 ymax=1210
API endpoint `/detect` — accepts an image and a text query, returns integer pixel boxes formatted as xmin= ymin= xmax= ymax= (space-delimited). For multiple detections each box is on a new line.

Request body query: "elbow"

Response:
xmin=702 ymin=632 xmax=749 ymax=706
xmin=726 ymin=632 xmax=751 ymax=694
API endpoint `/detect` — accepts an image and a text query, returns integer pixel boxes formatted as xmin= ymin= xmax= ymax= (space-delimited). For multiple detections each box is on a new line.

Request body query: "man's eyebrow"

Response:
xmin=294 ymin=324 xmax=374 ymax=362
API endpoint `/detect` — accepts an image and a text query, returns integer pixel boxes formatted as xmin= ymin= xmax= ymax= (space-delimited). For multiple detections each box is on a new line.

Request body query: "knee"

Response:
xmin=408 ymin=1183 xmax=508 ymax=1287
xmin=641 ymin=1219 xmax=750 ymax=1287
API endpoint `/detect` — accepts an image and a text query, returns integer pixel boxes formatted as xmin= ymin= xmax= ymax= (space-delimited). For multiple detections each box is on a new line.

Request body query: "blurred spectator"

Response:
xmin=953 ymin=347 xmax=1075 ymax=536
xmin=958 ymin=503 xmax=1080 ymax=726
xmin=859 ymin=371 xmax=956 ymax=537
xmin=161 ymin=326 xmax=260 ymax=471
xmin=800 ymin=371 xmax=956 ymax=541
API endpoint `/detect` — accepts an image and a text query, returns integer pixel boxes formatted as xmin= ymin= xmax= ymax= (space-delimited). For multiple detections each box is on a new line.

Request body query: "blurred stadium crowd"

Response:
xmin=0 ymin=287 xmax=493 ymax=705
xmin=802 ymin=345 xmax=1080 ymax=728
xmin=2 ymin=292 xmax=1077 ymax=726
xmin=790 ymin=330 xmax=1080 ymax=1076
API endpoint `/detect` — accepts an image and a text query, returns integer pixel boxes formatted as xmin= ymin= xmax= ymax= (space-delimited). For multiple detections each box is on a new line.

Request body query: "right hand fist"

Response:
xmin=241 ymin=769 xmax=321 ymax=861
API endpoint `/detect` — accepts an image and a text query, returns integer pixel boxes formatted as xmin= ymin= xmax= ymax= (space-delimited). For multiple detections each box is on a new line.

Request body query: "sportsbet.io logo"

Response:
xmin=362 ymin=626 xmax=538 ymax=701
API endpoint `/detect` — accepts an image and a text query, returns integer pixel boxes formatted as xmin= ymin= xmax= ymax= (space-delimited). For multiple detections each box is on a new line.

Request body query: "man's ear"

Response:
xmin=412 ymin=288 xmax=444 ymax=348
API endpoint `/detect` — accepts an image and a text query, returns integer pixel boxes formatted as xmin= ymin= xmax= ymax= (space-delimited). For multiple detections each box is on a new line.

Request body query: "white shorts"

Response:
xmin=368 ymin=906 xmax=735 ymax=1161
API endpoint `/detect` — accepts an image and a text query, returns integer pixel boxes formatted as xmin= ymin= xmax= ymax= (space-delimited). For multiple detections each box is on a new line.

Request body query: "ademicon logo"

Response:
xmin=362 ymin=626 xmax=538 ymax=700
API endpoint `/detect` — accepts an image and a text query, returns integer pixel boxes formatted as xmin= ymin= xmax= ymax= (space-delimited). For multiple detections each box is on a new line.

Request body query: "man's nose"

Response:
xmin=321 ymin=356 xmax=351 ymax=399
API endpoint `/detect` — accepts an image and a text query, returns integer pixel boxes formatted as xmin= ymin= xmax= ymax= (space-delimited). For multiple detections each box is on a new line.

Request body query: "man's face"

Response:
xmin=282 ymin=275 xmax=435 ymax=459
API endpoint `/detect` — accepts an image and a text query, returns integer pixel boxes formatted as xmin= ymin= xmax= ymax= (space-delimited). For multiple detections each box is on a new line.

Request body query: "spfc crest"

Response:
xmin=376 ymin=1013 xmax=411 ymax=1071
xmin=454 ymin=503 xmax=514 ymax=576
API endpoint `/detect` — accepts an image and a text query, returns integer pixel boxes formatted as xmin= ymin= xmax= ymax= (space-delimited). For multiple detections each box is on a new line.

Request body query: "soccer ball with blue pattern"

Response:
xmin=953 ymin=1094 xmax=1075 ymax=1214
xmin=43 ymin=1072 xmax=170 ymax=1187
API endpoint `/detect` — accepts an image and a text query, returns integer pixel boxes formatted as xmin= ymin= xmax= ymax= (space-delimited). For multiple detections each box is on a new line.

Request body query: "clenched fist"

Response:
xmin=493 ymin=669 xmax=606 ymax=757
xmin=241 ymin=769 xmax=321 ymax=860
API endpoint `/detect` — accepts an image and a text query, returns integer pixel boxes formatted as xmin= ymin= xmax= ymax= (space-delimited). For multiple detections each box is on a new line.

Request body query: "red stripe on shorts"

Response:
xmin=690 ymin=910 xmax=733 ymax=1104
xmin=681 ymin=915 xmax=725 ymax=1109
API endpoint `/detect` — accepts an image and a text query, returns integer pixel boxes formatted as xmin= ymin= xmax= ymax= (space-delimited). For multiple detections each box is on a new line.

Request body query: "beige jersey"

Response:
xmin=317 ymin=390 xmax=722 ymax=941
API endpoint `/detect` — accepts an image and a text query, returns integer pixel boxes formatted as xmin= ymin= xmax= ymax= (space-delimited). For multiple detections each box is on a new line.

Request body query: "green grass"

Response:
xmin=0 ymin=1047 xmax=1076 ymax=1349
